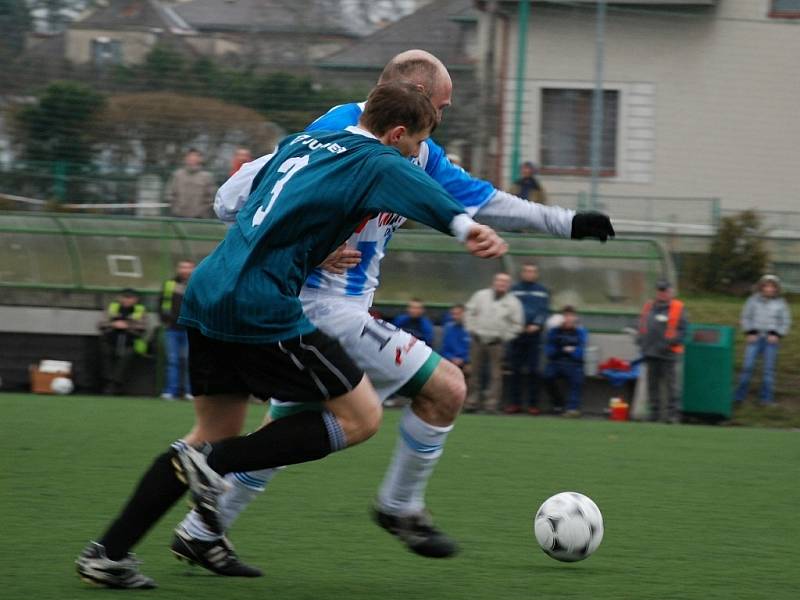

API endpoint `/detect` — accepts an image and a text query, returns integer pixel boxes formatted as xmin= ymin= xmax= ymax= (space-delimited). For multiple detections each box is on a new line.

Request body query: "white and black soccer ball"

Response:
xmin=50 ymin=376 xmax=74 ymax=395
xmin=533 ymin=492 xmax=604 ymax=562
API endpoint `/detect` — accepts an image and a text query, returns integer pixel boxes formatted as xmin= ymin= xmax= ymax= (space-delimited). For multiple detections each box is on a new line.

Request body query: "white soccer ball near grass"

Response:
xmin=50 ymin=376 xmax=74 ymax=395
xmin=534 ymin=492 xmax=604 ymax=562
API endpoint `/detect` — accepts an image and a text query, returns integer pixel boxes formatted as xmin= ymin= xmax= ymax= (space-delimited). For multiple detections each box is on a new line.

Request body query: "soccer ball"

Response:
xmin=533 ymin=492 xmax=604 ymax=562
xmin=50 ymin=376 xmax=74 ymax=395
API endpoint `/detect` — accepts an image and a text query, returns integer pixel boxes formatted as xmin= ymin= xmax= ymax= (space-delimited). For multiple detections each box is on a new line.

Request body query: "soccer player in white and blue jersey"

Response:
xmin=173 ymin=50 xmax=615 ymax=572
xmin=76 ymin=82 xmax=508 ymax=589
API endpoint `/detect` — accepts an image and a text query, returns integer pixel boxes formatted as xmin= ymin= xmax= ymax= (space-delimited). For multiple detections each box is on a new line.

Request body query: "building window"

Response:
xmin=770 ymin=0 xmax=800 ymax=18
xmin=92 ymin=37 xmax=122 ymax=66
xmin=539 ymin=88 xmax=618 ymax=176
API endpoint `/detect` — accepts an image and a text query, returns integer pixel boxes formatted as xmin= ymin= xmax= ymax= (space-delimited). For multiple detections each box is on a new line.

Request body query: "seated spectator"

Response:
xmin=393 ymin=298 xmax=434 ymax=345
xmin=440 ymin=304 xmax=471 ymax=373
xmin=543 ymin=306 xmax=587 ymax=417
xmin=98 ymin=289 xmax=148 ymax=395
xmin=159 ymin=260 xmax=195 ymax=400
xmin=734 ymin=274 xmax=792 ymax=406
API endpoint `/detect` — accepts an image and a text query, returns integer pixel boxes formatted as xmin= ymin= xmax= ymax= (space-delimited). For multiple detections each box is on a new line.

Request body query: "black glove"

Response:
xmin=571 ymin=211 xmax=615 ymax=242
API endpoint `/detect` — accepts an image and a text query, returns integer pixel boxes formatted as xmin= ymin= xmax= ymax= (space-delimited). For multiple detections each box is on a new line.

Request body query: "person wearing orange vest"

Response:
xmin=637 ymin=279 xmax=688 ymax=423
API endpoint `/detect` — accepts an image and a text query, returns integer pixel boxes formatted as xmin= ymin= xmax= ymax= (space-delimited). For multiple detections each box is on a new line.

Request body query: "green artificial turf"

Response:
xmin=1 ymin=393 xmax=798 ymax=600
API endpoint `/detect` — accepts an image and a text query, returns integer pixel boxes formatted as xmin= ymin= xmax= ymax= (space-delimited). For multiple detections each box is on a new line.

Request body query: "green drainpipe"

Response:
xmin=509 ymin=0 xmax=530 ymax=184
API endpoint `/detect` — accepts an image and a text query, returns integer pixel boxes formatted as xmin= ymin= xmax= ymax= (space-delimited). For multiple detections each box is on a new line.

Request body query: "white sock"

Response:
xmin=180 ymin=468 xmax=278 ymax=541
xmin=377 ymin=406 xmax=453 ymax=516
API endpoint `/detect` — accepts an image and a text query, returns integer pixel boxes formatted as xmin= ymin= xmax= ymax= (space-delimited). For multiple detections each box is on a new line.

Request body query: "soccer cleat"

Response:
xmin=172 ymin=445 xmax=230 ymax=536
xmin=372 ymin=506 xmax=459 ymax=558
xmin=171 ymin=527 xmax=263 ymax=577
xmin=76 ymin=541 xmax=157 ymax=589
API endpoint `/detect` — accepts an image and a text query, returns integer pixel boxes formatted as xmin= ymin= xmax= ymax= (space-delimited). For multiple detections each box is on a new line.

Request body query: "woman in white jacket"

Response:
xmin=734 ymin=275 xmax=792 ymax=405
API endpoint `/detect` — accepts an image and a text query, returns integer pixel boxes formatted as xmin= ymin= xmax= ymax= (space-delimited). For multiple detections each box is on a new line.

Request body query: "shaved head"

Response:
xmin=378 ymin=50 xmax=453 ymax=121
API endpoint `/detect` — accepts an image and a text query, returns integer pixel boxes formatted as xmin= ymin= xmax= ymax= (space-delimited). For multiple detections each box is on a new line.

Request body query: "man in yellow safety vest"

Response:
xmin=99 ymin=288 xmax=147 ymax=395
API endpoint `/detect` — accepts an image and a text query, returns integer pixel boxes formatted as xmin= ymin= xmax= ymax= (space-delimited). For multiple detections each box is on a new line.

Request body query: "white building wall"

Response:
xmin=495 ymin=0 xmax=800 ymax=213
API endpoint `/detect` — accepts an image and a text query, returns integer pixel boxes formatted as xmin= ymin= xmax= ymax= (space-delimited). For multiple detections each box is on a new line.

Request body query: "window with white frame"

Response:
xmin=770 ymin=0 xmax=800 ymax=18
xmin=539 ymin=88 xmax=619 ymax=175
xmin=91 ymin=37 xmax=122 ymax=66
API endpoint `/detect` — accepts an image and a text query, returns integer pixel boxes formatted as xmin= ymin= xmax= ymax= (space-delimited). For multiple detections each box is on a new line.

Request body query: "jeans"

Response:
xmin=543 ymin=361 xmax=584 ymax=411
xmin=734 ymin=336 xmax=778 ymax=404
xmin=508 ymin=333 xmax=541 ymax=408
xmin=163 ymin=328 xmax=191 ymax=396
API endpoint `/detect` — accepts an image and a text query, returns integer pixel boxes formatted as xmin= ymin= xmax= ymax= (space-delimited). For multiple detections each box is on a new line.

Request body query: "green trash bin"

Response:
xmin=682 ymin=324 xmax=736 ymax=419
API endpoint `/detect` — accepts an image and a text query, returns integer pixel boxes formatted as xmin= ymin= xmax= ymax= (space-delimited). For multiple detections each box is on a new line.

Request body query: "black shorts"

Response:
xmin=187 ymin=327 xmax=363 ymax=403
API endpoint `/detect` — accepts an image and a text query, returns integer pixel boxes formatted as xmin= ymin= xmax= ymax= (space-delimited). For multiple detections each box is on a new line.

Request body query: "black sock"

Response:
xmin=99 ymin=447 xmax=187 ymax=560
xmin=207 ymin=410 xmax=337 ymax=475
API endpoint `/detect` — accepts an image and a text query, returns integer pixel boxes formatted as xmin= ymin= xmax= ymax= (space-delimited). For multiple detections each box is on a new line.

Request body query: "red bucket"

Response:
xmin=610 ymin=402 xmax=629 ymax=421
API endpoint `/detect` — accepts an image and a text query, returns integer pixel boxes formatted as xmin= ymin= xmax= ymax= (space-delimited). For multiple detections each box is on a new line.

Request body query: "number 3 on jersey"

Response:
xmin=252 ymin=155 xmax=310 ymax=227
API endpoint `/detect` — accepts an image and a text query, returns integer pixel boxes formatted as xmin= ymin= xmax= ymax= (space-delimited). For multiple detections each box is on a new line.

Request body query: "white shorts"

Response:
xmin=271 ymin=295 xmax=433 ymax=407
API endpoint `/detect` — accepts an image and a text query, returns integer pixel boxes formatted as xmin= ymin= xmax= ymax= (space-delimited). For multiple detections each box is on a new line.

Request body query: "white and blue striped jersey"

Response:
xmin=214 ymin=102 xmax=575 ymax=305
xmin=301 ymin=102 xmax=495 ymax=300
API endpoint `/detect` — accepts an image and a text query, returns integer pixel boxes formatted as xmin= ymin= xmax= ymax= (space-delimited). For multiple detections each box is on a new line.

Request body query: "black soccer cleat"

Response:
xmin=372 ymin=506 xmax=459 ymax=558
xmin=172 ymin=445 xmax=230 ymax=536
xmin=76 ymin=541 xmax=157 ymax=589
xmin=171 ymin=527 xmax=263 ymax=577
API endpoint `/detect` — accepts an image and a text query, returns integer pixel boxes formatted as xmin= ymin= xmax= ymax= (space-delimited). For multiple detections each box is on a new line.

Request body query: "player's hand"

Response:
xmin=319 ymin=243 xmax=362 ymax=274
xmin=465 ymin=224 xmax=508 ymax=258
xmin=571 ymin=211 xmax=615 ymax=242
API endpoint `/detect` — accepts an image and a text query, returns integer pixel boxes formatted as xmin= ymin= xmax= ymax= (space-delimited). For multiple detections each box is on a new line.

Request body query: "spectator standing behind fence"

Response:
xmin=440 ymin=304 xmax=470 ymax=373
xmin=543 ymin=306 xmax=587 ymax=417
xmin=511 ymin=161 xmax=547 ymax=204
xmin=165 ymin=149 xmax=216 ymax=218
xmin=638 ymin=279 xmax=688 ymax=423
xmin=464 ymin=273 xmax=524 ymax=413
xmin=98 ymin=289 xmax=147 ymax=395
xmin=159 ymin=260 xmax=195 ymax=401
xmin=393 ymin=298 xmax=434 ymax=346
xmin=506 ymin=262 xmax=550 ymax=415
xmin=734 ymin=274 xmax=791 ymax=406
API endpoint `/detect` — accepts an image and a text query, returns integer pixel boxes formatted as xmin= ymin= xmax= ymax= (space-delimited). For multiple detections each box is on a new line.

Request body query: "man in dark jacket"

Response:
xmin=393 ymin=298 xmax=435 ymax=346
xmin=159 ymin=260 xmax=195 ymax=400
xmin=510 ymin=161 xmax=547 ymax=204
xmin=638 ymin=279 xmax=688 ymax=423
xmin=506 ymin=263 xmax=550 ymax=414
xmin=439 ymin=304 xmax=471 ymax=373
xmin=543 ymin=306 xmax=587 ymax=416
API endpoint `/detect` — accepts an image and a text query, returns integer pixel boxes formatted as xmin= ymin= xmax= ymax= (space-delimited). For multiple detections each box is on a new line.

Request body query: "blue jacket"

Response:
xmin=440 ymin=322 xmax=471 ymax=363
xmin=393 ymin=314 xmax=435 ymax=346
xmin=545 ymin=326 xmax=588 ymax=364
xmin=511 ymin=282 xmax=550 ymax=327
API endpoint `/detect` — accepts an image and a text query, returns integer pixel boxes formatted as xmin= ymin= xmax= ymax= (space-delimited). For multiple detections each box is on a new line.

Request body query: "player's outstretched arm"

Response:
xmin=474 ymin=191 xmax=615 ymax=242
xmin=424 ymin=140 xmax=613 ymax=241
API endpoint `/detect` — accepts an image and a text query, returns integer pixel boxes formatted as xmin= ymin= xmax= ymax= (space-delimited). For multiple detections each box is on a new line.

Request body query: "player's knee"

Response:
xmin=346 ymin=401 xmax=383 ymax=446
xmin=440 ymin=361 xmax=467 ymax=414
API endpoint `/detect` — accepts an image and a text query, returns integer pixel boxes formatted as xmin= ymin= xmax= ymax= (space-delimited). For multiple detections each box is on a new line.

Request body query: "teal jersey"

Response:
xmin=179 ymin=128 xmax=469 ymax=343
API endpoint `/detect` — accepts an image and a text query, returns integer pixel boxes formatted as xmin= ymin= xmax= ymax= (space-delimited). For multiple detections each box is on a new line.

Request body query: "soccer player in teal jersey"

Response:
xmin=76 ymin=82 xmax=507 ymax=589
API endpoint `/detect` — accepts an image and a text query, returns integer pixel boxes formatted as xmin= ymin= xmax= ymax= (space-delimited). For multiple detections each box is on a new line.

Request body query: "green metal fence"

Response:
xmin=0 ymin=212 xmax=671 ymax=330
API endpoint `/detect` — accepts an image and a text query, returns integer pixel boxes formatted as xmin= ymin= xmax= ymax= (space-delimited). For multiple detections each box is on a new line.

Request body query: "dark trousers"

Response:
xmin=543 ymin=361 xmax=584 ymax=411
xmin=100 ymin=332 xmax=136 ymax=393
xmin=508 ymin=333 xmax=541 ymax=408
xmin=645 ymin=357 xmax=680 ymax=421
